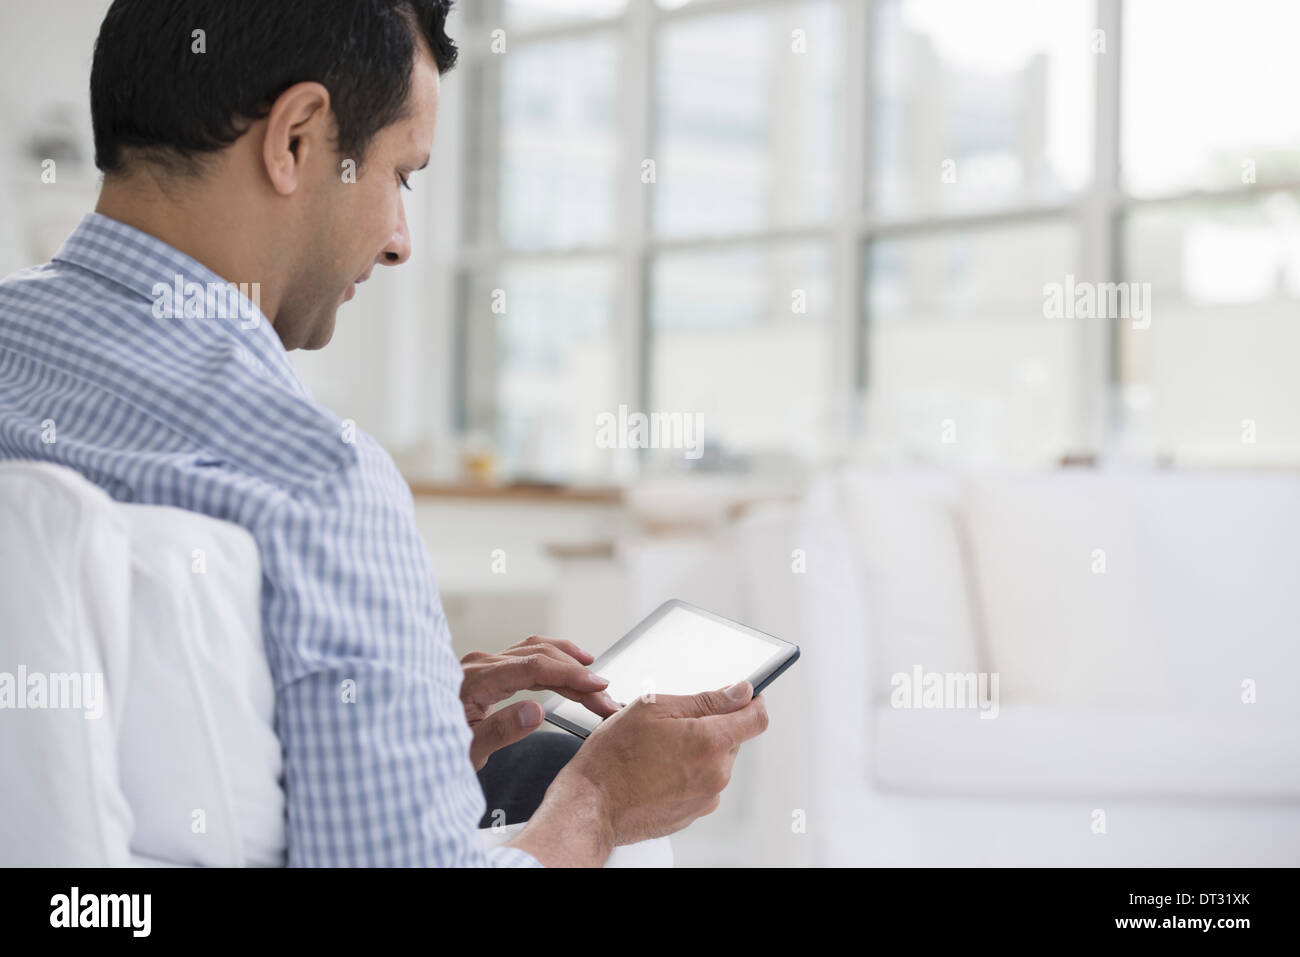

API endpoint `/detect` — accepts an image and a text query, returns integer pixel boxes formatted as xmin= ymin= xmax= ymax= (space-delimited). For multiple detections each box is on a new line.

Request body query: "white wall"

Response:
xmin=0 ymin=0 xmax=454 ymax=463
xmin=0 ymin=1 xmax=109 ymax=275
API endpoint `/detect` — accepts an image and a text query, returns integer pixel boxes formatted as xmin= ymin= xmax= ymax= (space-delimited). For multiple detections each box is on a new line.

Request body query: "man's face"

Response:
xmin=279 ymin=49 xmax=440 ymax=350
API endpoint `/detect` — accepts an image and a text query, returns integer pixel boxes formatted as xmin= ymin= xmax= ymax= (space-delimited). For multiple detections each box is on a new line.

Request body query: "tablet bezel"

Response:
xmin=542 ymin=598 xmax=800 ymax=738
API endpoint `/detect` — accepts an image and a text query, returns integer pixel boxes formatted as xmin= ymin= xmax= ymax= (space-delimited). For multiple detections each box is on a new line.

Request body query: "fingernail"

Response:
xmin=589 ymin=673 xmax=609 ymax=688
xmin=600 ymin=692 xmax=621 ymax=711
xmin=725 ymin=681 xmax=751 ymax=701
xmin=519 ymin=702 xmax=542 ymax=728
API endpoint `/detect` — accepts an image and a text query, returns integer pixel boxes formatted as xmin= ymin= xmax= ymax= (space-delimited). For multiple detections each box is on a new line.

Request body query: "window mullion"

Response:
xmin=1079 ymin=0 xmax=1124 ymax=457
xmin=838 ymin=0 xmax=871 ymax=456
xmin=612 ymin=0 xmax=656 ymax=479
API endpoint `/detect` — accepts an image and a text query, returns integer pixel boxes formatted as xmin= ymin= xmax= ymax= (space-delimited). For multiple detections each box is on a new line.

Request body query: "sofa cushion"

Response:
xmin=839 ymin=469 xmax=981 ymax=703
xmin=872 ymin=704 xmax=1300 ymax=798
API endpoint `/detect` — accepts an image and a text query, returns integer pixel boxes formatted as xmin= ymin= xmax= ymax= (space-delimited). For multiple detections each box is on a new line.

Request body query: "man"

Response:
xmin=0 ymin=0 xmax=768 ymax=867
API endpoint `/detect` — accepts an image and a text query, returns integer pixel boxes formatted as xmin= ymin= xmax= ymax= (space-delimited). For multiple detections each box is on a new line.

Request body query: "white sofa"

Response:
xmin=723 ymin=465 xmax=1300 ymax=866
xmin=0 ymin=461 xmax=284 ymax=866
xmin=0 ymin=462 xmax=667 ymax=867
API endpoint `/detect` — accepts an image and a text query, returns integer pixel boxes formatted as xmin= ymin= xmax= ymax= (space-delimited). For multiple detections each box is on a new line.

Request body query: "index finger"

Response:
xmin=516 ymin=634 xmax=595 ymax=665
xmin=502 ymin=653 xmax=608 ymax=698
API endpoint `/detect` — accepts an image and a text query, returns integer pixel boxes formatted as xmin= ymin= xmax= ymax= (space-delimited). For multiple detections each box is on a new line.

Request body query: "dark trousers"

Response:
xmin=476 ymin=731 xmax=583 ymax=828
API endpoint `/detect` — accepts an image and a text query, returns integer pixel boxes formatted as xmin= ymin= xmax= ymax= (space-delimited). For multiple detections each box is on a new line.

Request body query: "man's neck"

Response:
xmin=95 ymin=171 xmax=282 ymax=319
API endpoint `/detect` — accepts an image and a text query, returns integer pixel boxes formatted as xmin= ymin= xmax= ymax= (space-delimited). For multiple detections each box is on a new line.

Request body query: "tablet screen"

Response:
xmin=548 ymin=604 xmax=788 ymax=734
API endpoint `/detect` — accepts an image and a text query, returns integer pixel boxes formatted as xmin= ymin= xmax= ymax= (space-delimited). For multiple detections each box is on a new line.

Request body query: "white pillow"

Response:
xmin=964 ymin=473 xmax=1171 ymax=709
xmin=0 ymin=463 xmax=135 ymax=866
xmin=1115 ymin=471 xmax=1300 ymax=714
xmin=116 ymin=504 xmax=285 ymax=867
xmin=839 ymin=469 xmax=981 ymax=703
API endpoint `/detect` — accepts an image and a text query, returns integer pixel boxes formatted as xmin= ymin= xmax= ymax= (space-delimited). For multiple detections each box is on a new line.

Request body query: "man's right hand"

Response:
xmin=507 ymin=681 xmax=770 ymax=865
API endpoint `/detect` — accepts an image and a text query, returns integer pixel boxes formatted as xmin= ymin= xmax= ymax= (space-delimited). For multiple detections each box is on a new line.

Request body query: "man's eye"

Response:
xmin=398 ymin=173 xmax=412 ymax=191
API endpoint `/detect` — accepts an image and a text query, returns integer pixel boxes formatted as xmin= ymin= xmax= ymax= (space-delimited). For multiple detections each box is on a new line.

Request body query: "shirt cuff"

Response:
xmin=488 ymin=844 xmax=544 ymax=868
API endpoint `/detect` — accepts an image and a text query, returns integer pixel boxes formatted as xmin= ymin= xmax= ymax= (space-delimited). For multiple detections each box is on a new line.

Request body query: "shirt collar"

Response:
xmin=51 ymin=212 xmax=310 ymax=398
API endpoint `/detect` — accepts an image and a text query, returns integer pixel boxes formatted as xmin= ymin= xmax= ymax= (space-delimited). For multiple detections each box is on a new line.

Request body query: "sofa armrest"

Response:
xmin=724 ymin=474 xmax=875 ymax=865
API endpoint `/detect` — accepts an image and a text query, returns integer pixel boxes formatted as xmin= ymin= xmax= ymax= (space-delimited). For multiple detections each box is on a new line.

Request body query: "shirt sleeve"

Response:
xmin=254 ymin=447 xmax=542 ymax=867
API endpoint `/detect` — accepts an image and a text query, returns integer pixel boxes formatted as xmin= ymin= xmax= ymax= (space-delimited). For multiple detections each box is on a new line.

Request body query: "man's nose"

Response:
xmin=380 ymin=203 xmax=411 ymax=266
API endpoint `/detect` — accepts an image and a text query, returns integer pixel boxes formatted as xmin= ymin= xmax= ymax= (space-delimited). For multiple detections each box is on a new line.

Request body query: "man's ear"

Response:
xmin=262 ymin=81 xmax=332 ymax=196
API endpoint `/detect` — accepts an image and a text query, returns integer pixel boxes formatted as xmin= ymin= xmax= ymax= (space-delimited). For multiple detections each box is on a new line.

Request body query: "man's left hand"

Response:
xmin=460 ymin=635 xmax=620 ymax=770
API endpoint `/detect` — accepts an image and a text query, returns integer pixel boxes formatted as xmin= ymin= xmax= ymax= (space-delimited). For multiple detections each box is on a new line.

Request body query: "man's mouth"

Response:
xmin=342 ymin=269 xmax=373 ymax=303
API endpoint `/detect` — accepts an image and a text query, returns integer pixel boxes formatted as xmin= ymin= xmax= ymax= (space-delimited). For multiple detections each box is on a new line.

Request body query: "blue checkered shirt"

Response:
xmin=0 ymin=213 xmax=539 ymax=867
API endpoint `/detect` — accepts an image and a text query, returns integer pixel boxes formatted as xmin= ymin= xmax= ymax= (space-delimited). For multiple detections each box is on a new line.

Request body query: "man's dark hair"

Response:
xmin=90 ymin=0 xmax=458 ymax=175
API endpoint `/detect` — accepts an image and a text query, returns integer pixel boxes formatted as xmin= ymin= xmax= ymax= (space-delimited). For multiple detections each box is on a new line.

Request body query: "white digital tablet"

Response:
xmin=543 ymin=599 xmax=800 ymax=738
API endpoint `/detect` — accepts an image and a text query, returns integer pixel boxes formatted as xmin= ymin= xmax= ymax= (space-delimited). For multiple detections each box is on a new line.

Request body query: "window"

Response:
xmin=1119 ymin=194 xmax=1300 ymax=465
xmin=468 ymin=33 xmax=619 ymax=250
xmin=504 ymin=0 xmax=628 ymax=29
xmin=452 ymin=0 xmax=1300 ymax=480
xmin=865 ymin=221 xmax=1077 ymax=464
xmin=459 ymin=260 xmax=618 ymax=480
xmin=862 ymin=0 xmax=1092 ymax=464
xmin=872 ymin=0 xmax=1093 ymax=216
xmin=651 ymin=242 xmax=833 ymax=464
xmin=1118 ymin=0 xmax=1300 ymax=463
xmin=654 ymin=1 xmax=842 ymax=237
xmin=1122 ymin=0 xmax=1300 ymax=197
